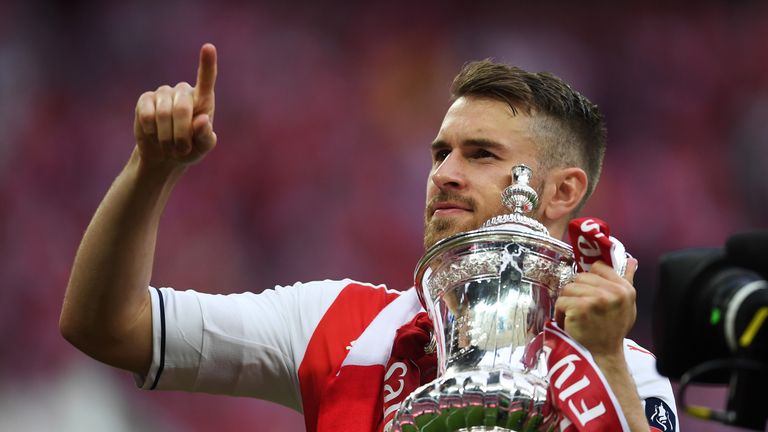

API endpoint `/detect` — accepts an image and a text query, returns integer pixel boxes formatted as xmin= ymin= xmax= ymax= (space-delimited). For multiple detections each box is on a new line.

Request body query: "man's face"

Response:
xmin=424 ymin=96 xmax=540 ymax=249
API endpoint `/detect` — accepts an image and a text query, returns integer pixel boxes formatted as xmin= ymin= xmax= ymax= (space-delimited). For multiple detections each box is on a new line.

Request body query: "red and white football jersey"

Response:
xmin=137 ymin=280 xmax=678 ymax=432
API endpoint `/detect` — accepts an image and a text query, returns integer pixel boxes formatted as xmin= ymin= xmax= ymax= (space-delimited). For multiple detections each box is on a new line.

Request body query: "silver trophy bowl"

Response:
xmin=389 ymin=165 xmax=578 ymax=432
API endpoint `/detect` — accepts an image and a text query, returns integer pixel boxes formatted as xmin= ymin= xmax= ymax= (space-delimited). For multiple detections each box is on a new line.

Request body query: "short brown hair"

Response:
xmin=450 ymin=60 xmax=607 ymax=215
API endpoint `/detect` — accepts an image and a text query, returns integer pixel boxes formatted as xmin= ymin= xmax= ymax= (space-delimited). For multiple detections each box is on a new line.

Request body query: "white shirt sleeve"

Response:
xmin=624 ymin=339 xmax=680 ymax=431
xmin=134 ymin=280 xmax=352 ymax=412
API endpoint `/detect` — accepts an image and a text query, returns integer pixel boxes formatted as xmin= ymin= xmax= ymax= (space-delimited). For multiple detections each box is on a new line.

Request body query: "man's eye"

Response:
xmin=474 ymin=149 xmax=495 ymax=159
xmin=434 ymin=149 xmax=450 ymax=162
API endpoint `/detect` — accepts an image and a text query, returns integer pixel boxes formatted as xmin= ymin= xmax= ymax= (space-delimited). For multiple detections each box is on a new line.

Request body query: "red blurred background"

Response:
xmin=1 ymin=1 xmax=766 ymax=430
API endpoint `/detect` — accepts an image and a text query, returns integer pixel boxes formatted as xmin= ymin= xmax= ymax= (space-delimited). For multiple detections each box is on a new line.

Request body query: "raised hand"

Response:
xmin=133 ymin=43 xmax=218 ymax=169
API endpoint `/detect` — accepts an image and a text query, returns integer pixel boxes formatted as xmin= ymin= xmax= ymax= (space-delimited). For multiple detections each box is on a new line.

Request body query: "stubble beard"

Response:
xmin=422 ymin=193 xmax=513 ymax=250
xmin=423 ymin=192 xmax=475 ymax=250
xmin=423 ymin=216 xmax=467 ymax=250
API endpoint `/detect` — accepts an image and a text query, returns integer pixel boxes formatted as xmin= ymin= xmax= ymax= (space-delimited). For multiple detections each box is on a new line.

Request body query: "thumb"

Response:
xmin=192 ymin=114 xmax=217 ymax=154
xmin=623 ymin=257 xmax=638 ymax=285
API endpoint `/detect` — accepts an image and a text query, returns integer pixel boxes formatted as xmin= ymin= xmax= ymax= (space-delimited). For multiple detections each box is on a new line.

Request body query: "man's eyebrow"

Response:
xmin=430 ymin=138 xmax=506 ymax=151
xmin=431 ymin=140 xmax=450 ymax=151
xmin=464 ymin=138 xmax=505 ymax=150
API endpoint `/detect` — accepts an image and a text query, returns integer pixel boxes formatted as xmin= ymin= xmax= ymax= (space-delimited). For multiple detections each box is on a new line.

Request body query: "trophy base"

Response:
xmin=457 ymin=428 xmax=525 ymax=432
xmin=388 ymin=368 xmax=558 ymax=432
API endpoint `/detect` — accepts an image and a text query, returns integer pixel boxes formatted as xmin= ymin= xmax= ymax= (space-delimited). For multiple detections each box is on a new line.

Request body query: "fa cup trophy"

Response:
xmin=389 ymin=164 xmax=583 ymax=431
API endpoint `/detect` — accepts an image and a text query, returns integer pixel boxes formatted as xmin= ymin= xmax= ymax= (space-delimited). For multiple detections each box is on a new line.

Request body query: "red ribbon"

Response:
xmin=544 ymin=320 xmax=630 ymax=431
xmin=380 ymin=312 xmax=437 ymax=431
xmin=568 ymin=218 xmax=615 ymax=272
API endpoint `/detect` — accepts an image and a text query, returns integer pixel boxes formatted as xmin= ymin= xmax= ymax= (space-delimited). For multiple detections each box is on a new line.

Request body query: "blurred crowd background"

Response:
xmin=1 ymin=0 xmax=766 ymax=430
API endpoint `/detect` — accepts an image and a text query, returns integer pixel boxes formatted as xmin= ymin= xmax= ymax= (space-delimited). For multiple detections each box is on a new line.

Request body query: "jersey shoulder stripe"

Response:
xmin=298 ymin=282 xmax=401 ymax=432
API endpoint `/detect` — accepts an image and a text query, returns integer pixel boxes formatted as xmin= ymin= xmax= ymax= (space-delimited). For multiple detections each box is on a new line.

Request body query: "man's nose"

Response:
xmin=431 ymin=153 xmax=467 ymax=190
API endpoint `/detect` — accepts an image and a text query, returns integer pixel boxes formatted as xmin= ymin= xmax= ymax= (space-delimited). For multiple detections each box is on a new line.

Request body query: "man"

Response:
xmin=60 ymin=43 xmax=677 ymax=431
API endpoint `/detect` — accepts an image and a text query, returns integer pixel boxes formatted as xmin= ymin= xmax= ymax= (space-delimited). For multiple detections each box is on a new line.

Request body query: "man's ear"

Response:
xmin=541 ymin=167 xmax=588 ymax=221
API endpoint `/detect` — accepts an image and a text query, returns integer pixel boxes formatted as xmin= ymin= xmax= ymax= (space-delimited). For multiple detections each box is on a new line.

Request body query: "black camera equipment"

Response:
xmin=653 ymin=231 xmax=768 ymax=430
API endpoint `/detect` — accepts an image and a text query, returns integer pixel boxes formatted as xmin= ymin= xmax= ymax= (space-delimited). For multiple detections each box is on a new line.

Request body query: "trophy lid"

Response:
xmin=482 ymin=164 xmax=549 ymax=234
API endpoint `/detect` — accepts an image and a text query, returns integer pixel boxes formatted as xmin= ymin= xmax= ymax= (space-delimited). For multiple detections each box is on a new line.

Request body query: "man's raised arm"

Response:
xmin=59 ymin=44 xmax=218 ymax=376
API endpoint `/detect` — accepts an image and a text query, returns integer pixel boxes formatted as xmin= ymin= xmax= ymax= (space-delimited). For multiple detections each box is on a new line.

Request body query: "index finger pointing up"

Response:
xmin=195 ymin=43 xmax=217 ymax=97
